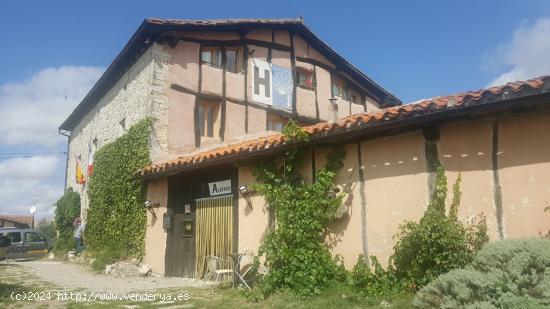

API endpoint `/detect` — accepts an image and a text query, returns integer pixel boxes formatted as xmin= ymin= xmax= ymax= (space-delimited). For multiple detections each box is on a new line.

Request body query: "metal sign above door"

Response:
xmin=208 ymin=179 xmax=232 ymax=196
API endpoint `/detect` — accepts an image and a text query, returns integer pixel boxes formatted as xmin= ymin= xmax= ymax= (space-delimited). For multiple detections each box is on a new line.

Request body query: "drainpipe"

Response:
xmin=58 ymin=129 xmax=71 ymax=191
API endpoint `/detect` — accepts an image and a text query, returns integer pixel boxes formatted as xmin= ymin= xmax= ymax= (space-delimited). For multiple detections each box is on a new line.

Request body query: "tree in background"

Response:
xmin=37 ymin=218 xmax=56 ymax=240
xmin=53 ymin=188 xmax=81 ymax=252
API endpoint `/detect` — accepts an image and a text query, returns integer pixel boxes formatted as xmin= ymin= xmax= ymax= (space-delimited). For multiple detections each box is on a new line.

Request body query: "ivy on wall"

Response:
xmin=251 ymin=120 xmax=347 ymax=298
xmin=86 ymin=118 xmax=152 ymax=258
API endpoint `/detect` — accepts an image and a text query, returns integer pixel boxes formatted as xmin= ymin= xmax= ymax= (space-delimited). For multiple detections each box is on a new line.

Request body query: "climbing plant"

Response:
xmin=251 ymin=120 xmax=346 ymax=298
xmin=86 ymin=118 xmax=152 ymax=258
xmin=53 ymin=188 xmax=81 ymax=252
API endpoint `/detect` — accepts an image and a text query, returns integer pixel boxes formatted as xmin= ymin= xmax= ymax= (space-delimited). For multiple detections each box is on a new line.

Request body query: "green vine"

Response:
xmin=251 ymin=120 xmax=346 ymax=298
xmin=86 ymin=118 xmax=152 ymax=259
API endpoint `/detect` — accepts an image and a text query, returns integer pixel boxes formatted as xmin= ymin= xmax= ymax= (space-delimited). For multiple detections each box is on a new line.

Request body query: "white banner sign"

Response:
xmin=208 ymin=179 xmax=232 ymax=196
xmin=252 ymin=59 xmax=293 ymax=109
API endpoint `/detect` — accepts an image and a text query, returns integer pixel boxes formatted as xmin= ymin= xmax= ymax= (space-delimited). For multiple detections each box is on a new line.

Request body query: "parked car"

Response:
xmin=0 ymin=235 xmax=11 ymax=260
xmin=0 ymin=228 xmax=52 ymax=260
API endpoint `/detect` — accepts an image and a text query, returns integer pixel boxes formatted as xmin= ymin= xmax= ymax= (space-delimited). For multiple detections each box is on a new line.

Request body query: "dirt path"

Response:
xmin=8 ymin=259 xmax=204 ymax=294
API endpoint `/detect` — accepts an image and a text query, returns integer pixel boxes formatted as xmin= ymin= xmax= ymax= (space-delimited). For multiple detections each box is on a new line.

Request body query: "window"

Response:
xmin=1 ymin=232 xmax=22 ymax=243
xmin=267 ymin=114 xmax=287 ymax=132
xmin=350 ymin=90 xmax=361 ymax=105
xmin=226 ymin=47 xmax=243 ymax=74
xmin=25 ymin=232 xmax=44 ymax=243
xmin=332 ymin=78 xmax=346 ymax=99
xmin=201 ymin=47 xmax=223 ymax=69
xmin=296 ymin=69 xmax=314 ymax=89
xmin=197 ymin=100 xmax=220 ymax=138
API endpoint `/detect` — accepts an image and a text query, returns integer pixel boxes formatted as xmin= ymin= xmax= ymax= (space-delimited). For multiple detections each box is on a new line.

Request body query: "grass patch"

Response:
xmin=59 ymin=286 xmax=412 ymax=309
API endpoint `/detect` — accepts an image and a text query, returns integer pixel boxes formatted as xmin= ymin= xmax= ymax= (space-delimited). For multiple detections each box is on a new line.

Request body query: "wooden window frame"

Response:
xmin=266 ymin=113 xmax=287 ymax=132
xmin=197 ymin=100 xmax=221 ymax=139
xmin=226 ymin=47 xmax=243 ymax=74
xmin=296 ymin=68 xmax=315 ymax=90
xmin=201 ymin=47 xmax=223 ymax=69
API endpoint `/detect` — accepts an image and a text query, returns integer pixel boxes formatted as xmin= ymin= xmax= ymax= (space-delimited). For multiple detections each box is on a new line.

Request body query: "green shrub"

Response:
xmin=53 ymin=188 xmax=80 ymax=253
xmin=391 ymin=167 xmax=489 ymax=288
xmin=349 ymin=255 xmax=404 ymax=297
xmin=414 ymin=238 xmax=550 ymax=308
xmin=86 ymin=118 xmax=152 ymax=258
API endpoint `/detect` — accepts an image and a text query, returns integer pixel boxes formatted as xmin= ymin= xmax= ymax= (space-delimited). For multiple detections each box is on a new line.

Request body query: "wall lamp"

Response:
xmin=144 ymin=200 xmax=160 ymax=218
xmin=239 ymin=185 xmax=253 ymax=208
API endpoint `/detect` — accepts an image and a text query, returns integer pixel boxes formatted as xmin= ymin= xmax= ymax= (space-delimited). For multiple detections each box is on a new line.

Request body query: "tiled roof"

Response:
xmin=0 ymin=215 xmax=33 ymax=226
xmin=146 ymin=17 xmax=305 ymax=27
xmin=138 ymin=76 xmax=550 ymax=178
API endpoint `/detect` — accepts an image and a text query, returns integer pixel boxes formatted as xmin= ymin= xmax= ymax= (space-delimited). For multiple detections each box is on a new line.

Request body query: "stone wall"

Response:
xmin=66 ymin=43 xmax=171 ymax=218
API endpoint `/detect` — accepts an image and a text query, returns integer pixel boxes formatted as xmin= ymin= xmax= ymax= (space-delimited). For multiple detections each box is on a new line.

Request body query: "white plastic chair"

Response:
xmin=202 ymin=255 xmax=234 ymax=290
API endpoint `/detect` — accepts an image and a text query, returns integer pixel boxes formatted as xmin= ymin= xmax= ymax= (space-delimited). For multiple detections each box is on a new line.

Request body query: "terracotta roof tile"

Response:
xmin=138 ymin=76 xmax=549 ymax=177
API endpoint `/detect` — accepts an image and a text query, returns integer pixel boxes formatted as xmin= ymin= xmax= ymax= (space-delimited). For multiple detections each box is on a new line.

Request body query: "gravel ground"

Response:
xmin=6 ymin=259 xmax=204 ymax=294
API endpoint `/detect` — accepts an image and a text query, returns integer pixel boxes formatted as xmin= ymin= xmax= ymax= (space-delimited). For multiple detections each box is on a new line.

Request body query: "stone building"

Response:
xmin=61 ymin=18 xmax=550 ymax=277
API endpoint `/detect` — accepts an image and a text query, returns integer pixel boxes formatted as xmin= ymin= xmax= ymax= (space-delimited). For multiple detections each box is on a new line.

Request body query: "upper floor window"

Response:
xmin=350 ymin=89 xmax=361 ymax=105
xmin=226 ymin=47 xmax=243 ymax=74
xmin=197 ymin=100 xmax=220 ymax=139
xmin=201 ymin=47 xmax=223 ymax=69
xmin=296 ymin=69 xmax=314 ymax=90
xmin=332 ymin=78 xmax=346 ymax=99
xmin=267 ymin=114 xmax=287 ymax=132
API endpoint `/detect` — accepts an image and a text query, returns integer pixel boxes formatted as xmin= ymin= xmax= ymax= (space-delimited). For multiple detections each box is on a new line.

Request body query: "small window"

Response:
xmin=197 ymin=100 xmax=220 ymax=139
xmin=226 ymin=47 xmax=243 ymax=74
xmin=201 ymin=47 xmax=223 ymax=69
xmin=25 ymin=232 xmax=44 ymax=243
xmin=331 ymin=78 xmax=346 ymax=99
xmin=2 ymin=232 xmax=22 ymax=243
xmin=267 ymin=114 xmax=287 ymax=132
xmin=350 ymin=90 xmax=362 ymax=105
xmin=296 ymin=69 xmax=314 ymax=90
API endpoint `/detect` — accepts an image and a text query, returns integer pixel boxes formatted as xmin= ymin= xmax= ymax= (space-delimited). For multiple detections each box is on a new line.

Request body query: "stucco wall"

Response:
xmin=66 ymin=43 xmax=171 ymax=217
xmin=237 ymin=166 xmax=269 ymax=254
xmin=438 ymin=120 xmax=499 ymax=239
xmin=499 ymin=113 xmax=550 ymax=238
xmin=362 ymin=131 xmax=429 ymax=264
xmin=143 ymin=177 xmax=169 ymax=274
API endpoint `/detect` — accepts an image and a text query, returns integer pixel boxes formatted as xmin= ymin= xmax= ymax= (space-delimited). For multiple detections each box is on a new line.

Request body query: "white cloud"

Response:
xmin=0 ymin=156 xmax=63 ymax=218
xmin=0 ymin=156 xmax=60 ymax=179
xmin=0 ymin=66 xmax=102 ymax=218
xmin=488 ymin=18 xmax=550 ymax=87
xmin=0 ymin=66 xmax=104 ymax=147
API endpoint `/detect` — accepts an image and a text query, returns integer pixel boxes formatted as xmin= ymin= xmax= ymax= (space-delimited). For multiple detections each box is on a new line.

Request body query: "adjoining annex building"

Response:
xmin=60 ymin=18 xmax=550 ymax=277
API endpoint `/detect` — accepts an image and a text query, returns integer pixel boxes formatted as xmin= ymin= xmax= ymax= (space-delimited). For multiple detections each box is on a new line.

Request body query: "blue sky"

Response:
xmin=1 ymin=0 xmax=549 ymax=218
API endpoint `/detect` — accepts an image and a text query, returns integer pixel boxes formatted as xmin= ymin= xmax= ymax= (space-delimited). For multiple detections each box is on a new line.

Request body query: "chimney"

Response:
xmin=328 ymin=97 xmax=338 ymax=123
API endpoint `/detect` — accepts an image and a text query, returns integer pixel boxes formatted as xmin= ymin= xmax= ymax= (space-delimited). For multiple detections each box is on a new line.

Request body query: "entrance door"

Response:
xmin=194 ymin=194 xmax=233 ymax=279
xmin=168 ymin=212 xmax=196 ymax=277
